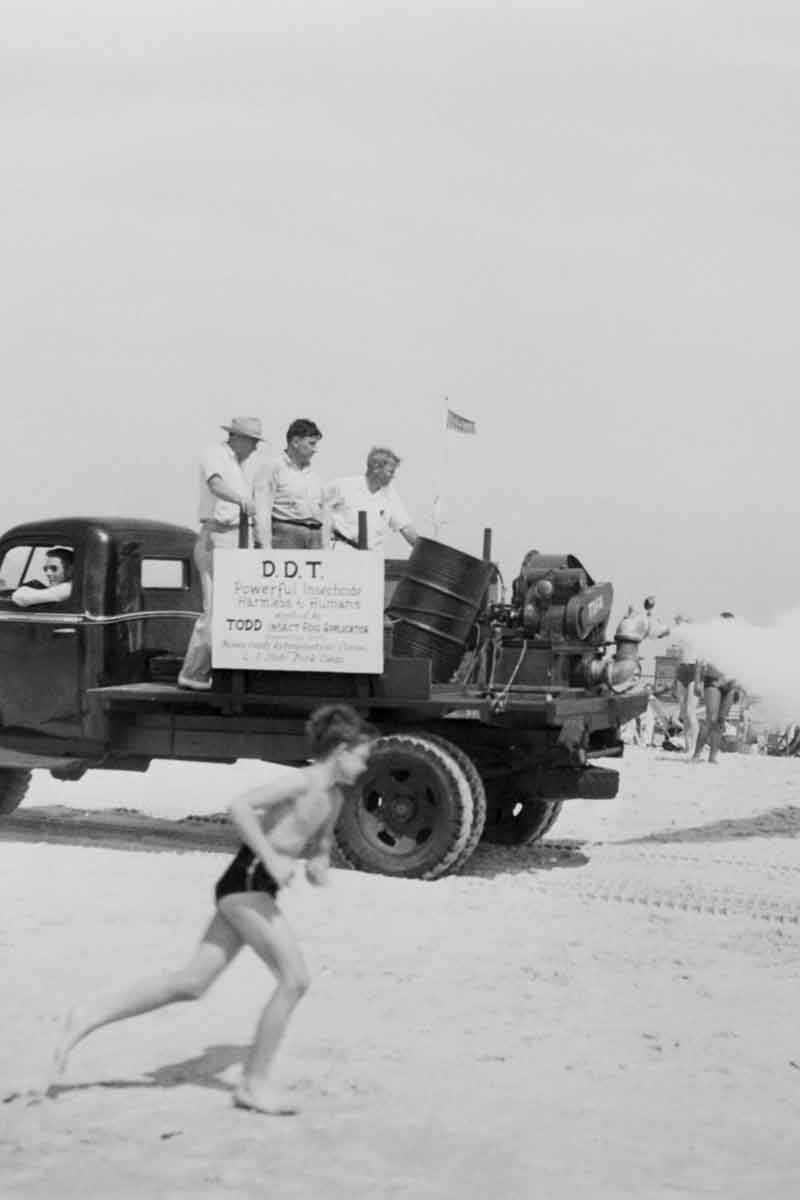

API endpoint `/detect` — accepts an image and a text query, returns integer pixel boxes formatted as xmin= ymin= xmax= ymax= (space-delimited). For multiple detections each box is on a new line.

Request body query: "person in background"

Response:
xmin=615 ymin=596 xmax=671 ymax=644
xmin=12 ymin=547 xmax=74 ymax=607
xmin=177 ymin=417 xmax=262 ymax=692
xmin=324 ymin=446 xmax=418 ymax=553
xmin=691 ymin=612 xmax=739 ymax=765
xmin=253 ymin=419 xmax=324 ymax=550
xmin=673 ymin=613 xmax=700 ymax=759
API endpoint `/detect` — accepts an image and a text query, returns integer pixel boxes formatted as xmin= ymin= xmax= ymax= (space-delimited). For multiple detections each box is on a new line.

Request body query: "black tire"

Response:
xmin=0 ymin=768 xmax=32 ymax=816
xmin=426 ymin=735 xmax=487 ymax=870
xmin=334 ymin=733 xmax=474 ymax=879
xmin=482 ymin=782 xmax=563 ymax=846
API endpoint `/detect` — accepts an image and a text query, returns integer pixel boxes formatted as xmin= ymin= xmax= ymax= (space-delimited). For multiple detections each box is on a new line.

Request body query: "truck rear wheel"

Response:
xmin=426 ymin=735 xmax=487 ymax=869
xmin=0 ymin=768 xmax=32 ymax=816
xmin=334 ymin=733 xmax=475 ymax=879
xmin=482 ymin=788 xmax=563 ymax=846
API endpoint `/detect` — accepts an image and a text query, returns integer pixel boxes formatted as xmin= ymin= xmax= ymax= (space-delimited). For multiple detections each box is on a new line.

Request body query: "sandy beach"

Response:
xmin=2 ymin=748 xmax=800 ymax=1199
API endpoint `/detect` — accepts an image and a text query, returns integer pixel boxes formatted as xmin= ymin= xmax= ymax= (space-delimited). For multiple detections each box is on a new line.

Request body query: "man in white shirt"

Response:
xmin=324 ymin=446 xmax=418 ymax=553
xmin=178 ymin=417 xmax=262 ymax=691
xmin=253 ymin=419 xmax=324 ymax=550
xmin=12 ymin=547 xmax=74 ymax=608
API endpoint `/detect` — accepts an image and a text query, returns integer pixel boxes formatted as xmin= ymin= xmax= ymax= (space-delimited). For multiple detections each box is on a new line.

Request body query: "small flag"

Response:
xmin=446 ymin=408 xmax=477 ymax=435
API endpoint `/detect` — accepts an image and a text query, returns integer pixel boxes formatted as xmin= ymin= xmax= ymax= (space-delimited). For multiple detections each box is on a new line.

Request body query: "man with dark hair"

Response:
xmin=324 ymin=445 xmax=418 ymax=552
xmin=254 ymin=418 xmax=324 ymax=550
xmin=12 ymin=547 xmax=74 ymax=607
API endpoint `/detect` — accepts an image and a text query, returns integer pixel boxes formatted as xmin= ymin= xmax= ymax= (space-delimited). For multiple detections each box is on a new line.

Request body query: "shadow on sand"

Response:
xmin=462 ymin=839 xmax=591 ymax=878
xmin=44 ymin=1042 xmax=246 ymax=1102
xmin=619 ymin=806 xmax=800 ymax=846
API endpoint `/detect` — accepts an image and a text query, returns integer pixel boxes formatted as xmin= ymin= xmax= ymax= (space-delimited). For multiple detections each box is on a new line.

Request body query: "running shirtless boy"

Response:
xmin=52 ymin=703 xmax=374 ymax=1115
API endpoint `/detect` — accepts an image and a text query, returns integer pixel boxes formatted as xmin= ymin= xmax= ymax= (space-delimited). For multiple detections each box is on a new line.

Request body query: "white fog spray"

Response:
xmin=673 ymin=612 xmax=800 ymax=727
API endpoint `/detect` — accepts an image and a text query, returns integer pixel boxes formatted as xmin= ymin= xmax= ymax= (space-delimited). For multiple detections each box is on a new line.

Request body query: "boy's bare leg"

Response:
xmin=52 ymin=913 xmax=242 ymax=1083
xmin=218 ymin=893 xmax=310 ymax=1115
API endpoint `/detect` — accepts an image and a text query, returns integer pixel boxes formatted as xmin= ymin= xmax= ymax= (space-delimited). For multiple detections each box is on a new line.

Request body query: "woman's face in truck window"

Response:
xmin=43 ymin=555 xmax=69 ymax=586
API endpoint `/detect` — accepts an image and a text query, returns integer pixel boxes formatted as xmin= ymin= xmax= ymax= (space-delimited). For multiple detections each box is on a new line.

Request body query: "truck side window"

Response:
xmin=141 ymin=558 xmax=188 ymax=590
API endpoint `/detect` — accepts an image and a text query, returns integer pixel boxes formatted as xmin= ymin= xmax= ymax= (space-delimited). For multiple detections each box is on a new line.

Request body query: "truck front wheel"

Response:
xmin=0 ymin=768 xmax=32 ymax=816
xmin=334 ymin=733 xmax=475 ymax=879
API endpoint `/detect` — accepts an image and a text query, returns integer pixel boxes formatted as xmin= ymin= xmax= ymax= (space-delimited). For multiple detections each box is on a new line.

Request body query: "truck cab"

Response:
xmin=0 ymin=518 xmax=199 ymax=760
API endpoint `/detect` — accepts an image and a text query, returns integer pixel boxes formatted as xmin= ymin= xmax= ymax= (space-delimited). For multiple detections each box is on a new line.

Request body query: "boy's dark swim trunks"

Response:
xmin=215 ymin=844 xmax=279 ymax=903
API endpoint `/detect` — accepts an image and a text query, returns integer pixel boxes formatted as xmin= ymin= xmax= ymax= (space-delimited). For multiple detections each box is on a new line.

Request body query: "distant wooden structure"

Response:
xmin=654 ymin=645 xmax=682 ymax=698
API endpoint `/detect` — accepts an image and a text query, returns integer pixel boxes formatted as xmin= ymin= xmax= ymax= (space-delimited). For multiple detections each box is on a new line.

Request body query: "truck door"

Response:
xmin=0 ymin=540 xmax=84 ymax=736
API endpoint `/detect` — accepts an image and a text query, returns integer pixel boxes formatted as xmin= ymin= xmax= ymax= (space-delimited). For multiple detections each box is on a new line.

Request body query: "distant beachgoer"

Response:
xmin=692 ymin=612 xmax=739 ymax=765
xmin=615 ymin=596 xmax=671 ymax=644
xmin=777 ymin=722 xmax=800 ymax=756
xmin=52 ymin=704 xmax=375 ymax=1115
xmin=608 ymin=596 xmax=671 ymax=692
xmin=633 ymin=696 xmax=657 ymax=747
xmin=673 ymin=614 xmax=699 ymax=759
xmin=662 ymin=719 xmax=685 ymax=753
xmin=324 ymin=446 xmax=418 ymax=553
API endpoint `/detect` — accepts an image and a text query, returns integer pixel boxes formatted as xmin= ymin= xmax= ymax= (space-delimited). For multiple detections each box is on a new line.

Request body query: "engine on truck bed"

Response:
xmin=454 ymin=549 xmax=643 ymax=696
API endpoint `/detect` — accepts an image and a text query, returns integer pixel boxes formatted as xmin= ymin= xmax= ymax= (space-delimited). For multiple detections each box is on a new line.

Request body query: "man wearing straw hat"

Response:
xmin=177 ymin=417 xmax=262 ymax=691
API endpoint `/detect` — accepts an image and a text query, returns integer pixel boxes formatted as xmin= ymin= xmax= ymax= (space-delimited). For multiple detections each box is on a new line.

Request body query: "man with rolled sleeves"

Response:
xmin=177 ymin=417 xmax=262 ymax=691
xmin=253 ymin=418 xmax=324 ymax=551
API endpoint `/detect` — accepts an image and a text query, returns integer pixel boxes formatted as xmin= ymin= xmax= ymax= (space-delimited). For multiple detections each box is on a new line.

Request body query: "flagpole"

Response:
xmin=434 ymin=401 xmax=477 ymax=541
xmin=432 ymin=396 xmax=449 ymax=541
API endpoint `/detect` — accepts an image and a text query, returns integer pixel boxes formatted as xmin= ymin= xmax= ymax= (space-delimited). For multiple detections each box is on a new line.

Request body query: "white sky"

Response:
xmin=3 ymin=1 xmax=799 ymax=623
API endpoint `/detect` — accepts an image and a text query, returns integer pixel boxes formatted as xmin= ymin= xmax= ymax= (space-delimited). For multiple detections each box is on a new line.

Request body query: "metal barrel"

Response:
xmin=386 ymin=537 xmax=493 ymax=682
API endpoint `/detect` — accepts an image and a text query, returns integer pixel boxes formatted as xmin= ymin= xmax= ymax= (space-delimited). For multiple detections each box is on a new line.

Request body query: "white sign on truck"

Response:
xmin=211 ymin=549 xmax=384 ymax=673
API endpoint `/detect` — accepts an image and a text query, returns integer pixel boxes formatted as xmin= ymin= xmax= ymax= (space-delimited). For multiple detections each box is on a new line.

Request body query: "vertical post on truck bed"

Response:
xmin=238 ymin=508 xmax=250 ymax=549
xmin=230 ymin=506 xmax=250 ymax=711
xmin=357 ymin=510 xmax=368 ymax=550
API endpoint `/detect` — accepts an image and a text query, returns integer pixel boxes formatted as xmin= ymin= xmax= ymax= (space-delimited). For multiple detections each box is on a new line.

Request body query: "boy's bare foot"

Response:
xmin=233 ymin=1084 xmax=298 ymax=1115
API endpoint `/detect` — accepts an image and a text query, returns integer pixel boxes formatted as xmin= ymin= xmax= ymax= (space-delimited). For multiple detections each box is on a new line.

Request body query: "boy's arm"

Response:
xmin=305 ymin=815 xmax=337 ymax=886
xmin=228 ymin=775 xmax=305 ymax=885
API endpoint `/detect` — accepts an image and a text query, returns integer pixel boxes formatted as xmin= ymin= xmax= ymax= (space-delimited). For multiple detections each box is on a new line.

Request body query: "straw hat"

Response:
xmin=221 ymin=416 xmax=264 ymax=441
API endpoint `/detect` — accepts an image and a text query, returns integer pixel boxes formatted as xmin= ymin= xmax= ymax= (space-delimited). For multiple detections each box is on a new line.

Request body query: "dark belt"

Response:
xmin=271 ymin=517 xmax=322 ymax=530
xmin=333 ymin=528 xmax=361 ymax=549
